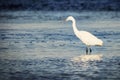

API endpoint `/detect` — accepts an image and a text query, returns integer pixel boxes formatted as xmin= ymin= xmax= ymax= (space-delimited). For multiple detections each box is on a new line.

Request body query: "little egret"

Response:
xmin=66 ymin=16 xmax=103 ymax=54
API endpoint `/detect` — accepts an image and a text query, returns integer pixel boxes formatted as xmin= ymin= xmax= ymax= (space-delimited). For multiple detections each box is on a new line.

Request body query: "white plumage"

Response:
xmin=66 ymin=16 xmax=103 ymax=54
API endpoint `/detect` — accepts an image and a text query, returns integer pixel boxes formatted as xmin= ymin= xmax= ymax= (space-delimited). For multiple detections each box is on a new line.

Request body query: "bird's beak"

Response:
xmin=65 ymin=19 xmax=67 ymax=21
xmin=65 ymin=18 xmax=68 ymax=21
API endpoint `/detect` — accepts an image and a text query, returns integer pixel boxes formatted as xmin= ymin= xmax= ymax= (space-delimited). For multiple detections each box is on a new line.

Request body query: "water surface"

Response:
xmin=0 ymin=11 xmax=120 ymax=80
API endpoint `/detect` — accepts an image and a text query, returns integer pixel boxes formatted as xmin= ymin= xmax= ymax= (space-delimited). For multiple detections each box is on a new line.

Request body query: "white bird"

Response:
xmin=66 ymin=16 xmax=103 ymax=54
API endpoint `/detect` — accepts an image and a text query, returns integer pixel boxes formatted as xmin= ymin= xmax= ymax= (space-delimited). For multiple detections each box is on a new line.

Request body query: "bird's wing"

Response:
xmin=76 ymin=31 xmax=102 ymax=46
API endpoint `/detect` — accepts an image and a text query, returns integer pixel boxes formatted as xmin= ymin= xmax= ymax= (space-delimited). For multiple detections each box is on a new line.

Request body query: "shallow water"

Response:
xmin=0 ymin=56 xmax=120 ymax=80
xmin=0 ymin=11 xmax=120 ymax=80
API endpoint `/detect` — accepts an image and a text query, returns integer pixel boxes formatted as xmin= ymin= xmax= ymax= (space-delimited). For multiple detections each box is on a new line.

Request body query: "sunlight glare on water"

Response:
xmin=71 ymin=54 xmax=103 ymax=62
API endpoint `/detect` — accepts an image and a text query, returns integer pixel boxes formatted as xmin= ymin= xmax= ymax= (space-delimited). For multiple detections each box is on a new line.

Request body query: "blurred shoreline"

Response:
xmin=0 ymin=0 xmax=120 ymax=11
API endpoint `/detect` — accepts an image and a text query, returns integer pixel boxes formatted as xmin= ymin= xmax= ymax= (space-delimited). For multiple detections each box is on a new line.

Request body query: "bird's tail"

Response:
xmin=96 ymin=39 xmax=103 ymax=46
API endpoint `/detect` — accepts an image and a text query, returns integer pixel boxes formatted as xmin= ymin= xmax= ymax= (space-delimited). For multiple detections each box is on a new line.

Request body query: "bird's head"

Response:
xmin=66 ymin=16 xmax=74 ymax=21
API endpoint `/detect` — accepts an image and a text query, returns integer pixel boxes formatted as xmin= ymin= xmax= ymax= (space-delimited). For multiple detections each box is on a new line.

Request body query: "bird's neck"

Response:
xmin=72 ymin=19 xmax=78 ymax=33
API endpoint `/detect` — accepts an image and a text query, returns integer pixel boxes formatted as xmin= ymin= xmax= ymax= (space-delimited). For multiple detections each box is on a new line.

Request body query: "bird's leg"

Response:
xmin=90 ymin=48 xmax=92 ymax=54
xmin=86 ymin=47 xmax=88 ymax=55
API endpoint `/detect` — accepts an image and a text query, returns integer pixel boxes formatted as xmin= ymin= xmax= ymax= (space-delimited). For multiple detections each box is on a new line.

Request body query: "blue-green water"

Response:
xmin=0 ymin=11 xmax=120 ymax=80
